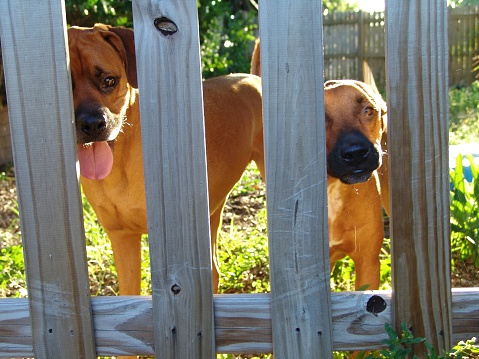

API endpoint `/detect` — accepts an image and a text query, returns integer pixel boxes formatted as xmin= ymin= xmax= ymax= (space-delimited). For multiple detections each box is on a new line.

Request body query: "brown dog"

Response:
xmin=324 ymin=80 xmax=388 ymax=290
xmin=251 ymin=39 xmax=388 ymax=290
xmin=69 ymin=24 xmax=265 ymax=296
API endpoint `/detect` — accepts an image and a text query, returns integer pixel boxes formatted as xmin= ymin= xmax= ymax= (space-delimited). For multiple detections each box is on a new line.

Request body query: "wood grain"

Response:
xmin=259 ymin=0 xmax=333 ymax=358
xmin=132 ymin=1 xmax=215 ymax=358
xmin=0 ymin=1 xmax=96 ymax=358
xmin=385 ymin=0 xmax=452 ymax=354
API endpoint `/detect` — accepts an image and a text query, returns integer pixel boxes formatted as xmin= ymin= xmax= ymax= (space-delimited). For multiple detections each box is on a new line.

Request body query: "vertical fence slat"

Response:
xmin=132 ymin=0 xmax=214 ymax=357
xmin=259 ymin=1 xmax=333 ymax=358
xmin=385 ymin=0 xmax=452 ymax=354
xmin=0 ymin=1 xmax=96 ymax=358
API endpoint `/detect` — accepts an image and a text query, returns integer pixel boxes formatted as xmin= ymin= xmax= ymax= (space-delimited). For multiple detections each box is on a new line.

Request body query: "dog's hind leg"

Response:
xmin=109 ymin=231 xmax=142 ymax=295
xmin=209 ymin=200 xmax=227 ymax=293
xmin=252 ymin=130 xmax=266 ymax=182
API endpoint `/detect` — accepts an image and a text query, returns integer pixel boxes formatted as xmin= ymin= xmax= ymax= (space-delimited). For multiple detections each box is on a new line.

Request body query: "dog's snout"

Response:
xmin=75 ymin=103 xmax=115 ymax=143
xmin=340 ymin=144 xmax=370 ymax=164
xmin=80 ymin=115 xmax=107 ymax=135
xmin=327 ymin=130 xmax=380 ymax=184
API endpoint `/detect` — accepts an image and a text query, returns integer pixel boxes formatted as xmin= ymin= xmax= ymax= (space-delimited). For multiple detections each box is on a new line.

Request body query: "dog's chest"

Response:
xmin=327 ymin=180 xmax=346 ymax=219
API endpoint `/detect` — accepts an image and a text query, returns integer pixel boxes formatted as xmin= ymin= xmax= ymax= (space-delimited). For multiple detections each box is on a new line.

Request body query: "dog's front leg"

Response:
xmin=108 ymin=231 xmax=142 ymax=296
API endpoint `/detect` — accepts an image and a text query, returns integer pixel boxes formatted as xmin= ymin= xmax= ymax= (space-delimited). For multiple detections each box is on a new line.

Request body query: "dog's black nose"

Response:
xmin=78 ymin=115 xmax=107 ymax=136
xmin=340 ymin=144 xmax=370 ymax=164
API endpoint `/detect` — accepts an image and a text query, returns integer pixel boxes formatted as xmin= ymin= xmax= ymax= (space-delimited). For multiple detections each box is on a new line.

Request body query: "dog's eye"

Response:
xmin=104 ymin=77 xmax=117 ymax=88
xmin=364 ymin=106 xmax=375 ymax=116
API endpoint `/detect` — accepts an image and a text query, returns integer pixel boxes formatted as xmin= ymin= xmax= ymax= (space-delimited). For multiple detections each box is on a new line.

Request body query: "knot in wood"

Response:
xmin=154 ymin=17 xmax=178 ymax=36
xmin=171 ymin=284 xmax=181 ymax=295
xmin=366 ymin=294 xmax=386 ymax=316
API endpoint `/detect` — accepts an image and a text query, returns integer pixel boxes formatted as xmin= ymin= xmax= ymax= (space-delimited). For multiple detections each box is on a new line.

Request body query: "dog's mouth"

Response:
xmin=339 ymin=169 xmax=373 ymax=185
xmin=75 ymin=104 xmax=123 ymax=180
xmin=77 ymin=141 xmax=114 ymax=180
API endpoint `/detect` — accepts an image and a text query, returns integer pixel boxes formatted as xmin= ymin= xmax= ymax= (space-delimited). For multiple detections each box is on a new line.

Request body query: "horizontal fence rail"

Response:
xmin=1 ymin=289 xmax=478 ymax=357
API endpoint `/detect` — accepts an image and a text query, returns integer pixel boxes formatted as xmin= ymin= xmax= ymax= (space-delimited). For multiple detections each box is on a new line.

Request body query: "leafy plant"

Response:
xmin=0 ymin=244 xmax=26 ymax=297
xmin=65 ymin=0 xmax=133 ymax=27
xmin=368 ymin=323 xmax=426 ymax=359
xmin=450 ymin=154 xmax=479 ymax=266
xmin=198 ymin=0 xmax=258 ymax=79
xmin=365 ymin=323 xmax=479 ymax=359
xmin=450 ymin=337 xmax=479 ymax=358
xmin=217 ymin=207 xmax=269 ymax=294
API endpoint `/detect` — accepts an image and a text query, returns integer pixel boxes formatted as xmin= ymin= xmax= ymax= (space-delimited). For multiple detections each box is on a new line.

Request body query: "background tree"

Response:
xmin=449 ymin=0 xmax=479 ymax=7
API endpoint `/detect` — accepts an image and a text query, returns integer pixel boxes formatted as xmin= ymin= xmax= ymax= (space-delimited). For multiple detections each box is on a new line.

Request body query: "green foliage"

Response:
xmin=450 ymin=154 xmax=479 ymax=266
xmin=449 ymin=0 xmax=479 ymax=7
xmin=198 ymin=0 xmax=258 ymax=78
xmin=365 ymin=323 xmax=426 ymax=359
xmin=366 ymin=323 xmax=479 ymax=359
xmin=0 ymin=244 xmax=26 ymax=297
xmin=65 ymin=0 xmax=133 ymax=27
xmin=323 ymin=0 xmax=357 ymax=13
xmin=449 ymin=81 xmax=479 ymax=145
xmin=450 ymin=337 xmax=479 ymax=358
xmin=82 ymin=192 xmax=119 ymax=296
xmin=217 ymin=207 xmax=269 ymax=293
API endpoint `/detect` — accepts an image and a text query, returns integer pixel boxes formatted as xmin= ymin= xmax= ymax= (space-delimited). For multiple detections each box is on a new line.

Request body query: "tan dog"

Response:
xmin=251 ymin=39 xmax=388 ymax=290
xmin=69 ymin=24 xmax=265 ymax=296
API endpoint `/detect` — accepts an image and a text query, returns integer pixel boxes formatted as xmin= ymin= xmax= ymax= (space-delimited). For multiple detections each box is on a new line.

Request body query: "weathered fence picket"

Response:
xmin=0 ymin=0 xmax=477 ymax=358
xmin=0 ymin=1 xmax=96 ymax=358
xmin=385 ymin=2 xmax=452 ymax=354
xmin=131 ymin=1 xmax=215 ymax=358
xmin=258 ymin=1 xmax=332 ymax=358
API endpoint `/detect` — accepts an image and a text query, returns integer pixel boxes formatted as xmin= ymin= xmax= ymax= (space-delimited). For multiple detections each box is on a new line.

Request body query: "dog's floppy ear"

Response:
xmin=250 ymin=38 xmax=262 ymax=77
xmin=354 ymin=80 xmax=387 ymax=118
xmin=367 ymin=86 xmax=387 ymax=132
xmin=97 ymin=24 xmax=138 ymax=88
xmin=324 ymin=80 xmax=341 ymax=89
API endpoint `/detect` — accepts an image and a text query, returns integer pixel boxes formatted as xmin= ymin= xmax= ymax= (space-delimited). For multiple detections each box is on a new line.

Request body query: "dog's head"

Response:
xmin=324 ymin=80 xmax=387 ymax=184
xmin=68 ymin=24 xmax=137 ymax=180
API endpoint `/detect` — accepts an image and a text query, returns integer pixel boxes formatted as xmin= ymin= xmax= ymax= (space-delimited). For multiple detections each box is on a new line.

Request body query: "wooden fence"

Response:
xmin=0 ymin=0 xmax=478 ymax=358
xmin=324 ymin=6 xmax=479 ymax=92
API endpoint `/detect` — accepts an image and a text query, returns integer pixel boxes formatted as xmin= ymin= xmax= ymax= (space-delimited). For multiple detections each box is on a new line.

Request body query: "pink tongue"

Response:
xmin=77 ymin=142 xmax=113 ymax=180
